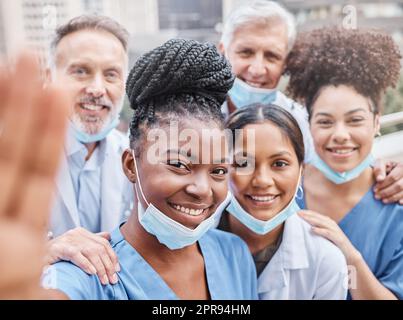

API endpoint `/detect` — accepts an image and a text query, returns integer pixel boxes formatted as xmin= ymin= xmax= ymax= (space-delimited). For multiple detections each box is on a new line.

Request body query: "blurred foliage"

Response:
xmin=383 ymin=73 xmax=403 ymax=135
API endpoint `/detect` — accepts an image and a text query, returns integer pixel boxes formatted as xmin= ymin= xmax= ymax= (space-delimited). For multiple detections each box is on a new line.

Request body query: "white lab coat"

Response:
xmin=258 ymin=214 xmax=348 ymax=300
xmin=49 ymin=129 xmax=133 ymax=237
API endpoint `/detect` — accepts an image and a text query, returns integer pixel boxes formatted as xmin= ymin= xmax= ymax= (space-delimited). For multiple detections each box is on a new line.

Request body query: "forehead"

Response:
xmin=230 ymin=21 xmax=288 ymax=52
xmin=55 ymin=29 xmax=127 ymax=67
xmin=312 ymin=85 xmax=372 ymax=115
xmin=142 ymin=118 xmax=229 ymax=163
xmin=237 ymin=122 xmax=296 ymax=157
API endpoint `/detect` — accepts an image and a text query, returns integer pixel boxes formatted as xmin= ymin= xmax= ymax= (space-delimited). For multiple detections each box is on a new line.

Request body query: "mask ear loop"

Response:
xmin=295 ymin=167 xmax=304 ymax=200
xmin=131 ymin=149 xmax=150 ymax=207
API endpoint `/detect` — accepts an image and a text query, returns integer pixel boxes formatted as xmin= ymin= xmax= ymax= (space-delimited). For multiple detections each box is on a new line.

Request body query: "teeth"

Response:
xmin=172 ymin=204 xmax=204 ymax=216
xmin=81 ymin=104 xmax=103 ymax=111
xmin=250 ymin=195 xmax=276 ymax=202
xmin=332 ymin=149 xmax=354 ymax=154
xmin=246 ymin=81 xmax=263 ymax=88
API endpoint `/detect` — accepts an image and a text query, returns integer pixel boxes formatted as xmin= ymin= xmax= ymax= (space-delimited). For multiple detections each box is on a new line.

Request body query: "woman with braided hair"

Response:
xmin=44 ymin=39 xmax=258 ymax=300
xmin=286 ymin=28 xmax=403 ymax=299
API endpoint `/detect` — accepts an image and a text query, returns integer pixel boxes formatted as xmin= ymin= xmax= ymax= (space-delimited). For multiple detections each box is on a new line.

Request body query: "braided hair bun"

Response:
xmin=126 ymin=39 xmax=234 ymax=145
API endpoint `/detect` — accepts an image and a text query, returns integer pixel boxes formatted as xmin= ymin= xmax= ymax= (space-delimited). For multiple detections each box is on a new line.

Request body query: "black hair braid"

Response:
xmin=126 ymin=38 xmax=235 ymax=150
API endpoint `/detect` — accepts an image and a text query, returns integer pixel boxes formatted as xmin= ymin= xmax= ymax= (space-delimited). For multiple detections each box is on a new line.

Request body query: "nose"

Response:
xmin=248 ymin=53 xmax=267 ymax=78
xmin=251 ymin=165 xmax=275 ymax=189
xmin=332 ymin=122 xmax=350 ymax=144
xmin=185 ymin=172 xmax=213 ymax=200
xmin=85 ymin=73 xmax=106 ymax=98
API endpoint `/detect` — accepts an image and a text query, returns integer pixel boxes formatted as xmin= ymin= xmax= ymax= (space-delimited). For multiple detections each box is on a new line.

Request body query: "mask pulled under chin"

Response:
xmin=136 ymin=192 xmax=232 ymax=250
xmin=309 ymin=152 xmax=375 ymax=185
xmin=226 ymin=168 xmax=303 ymax=235
xmin=70 ymin=115 xmax=120 ymax=144
xmin=227 ymin=77 xmax=277 ymax=109
xmin=132 ymin=149 xmax=232 ymax=250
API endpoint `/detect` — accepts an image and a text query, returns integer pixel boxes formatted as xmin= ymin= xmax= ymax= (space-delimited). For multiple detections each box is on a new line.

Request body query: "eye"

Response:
xmin=105 ymin=70 xmax=119 ymax=81
xmin=317 ymin=119 xmax=333 ymax=126
xmin=167 ymin=159 xmax=188 ymax=170
xmin=237 ymin=49 xmax=253 ymax=57
xmin=348 ymin=117 xmax=365 ymax=124
xmin=72 ymin=67 xmax=88 ymax=76
xmin=265 ymin=52 xmax=281 ymax=62
xmin=273 ymin=160 xmax=289 ymax=168
xmin=212 ymin=167 xmax=228 ymax=176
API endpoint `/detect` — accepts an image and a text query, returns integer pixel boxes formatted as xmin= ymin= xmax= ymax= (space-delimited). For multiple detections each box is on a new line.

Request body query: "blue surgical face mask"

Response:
xmin=226 ymin=169 xmax=302 ymax=235
xmin=227 ymin=78 xmax=277 ymax=109
xmin=309 ymin=152 xmax=375 ymax=185
xmin=71 ymin=115 xmax=120 ymax=144
xmin=132 ymin=150 xmax=232 ymax=250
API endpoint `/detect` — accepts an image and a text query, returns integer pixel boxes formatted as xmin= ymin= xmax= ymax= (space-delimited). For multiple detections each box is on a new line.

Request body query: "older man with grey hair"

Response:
xmin=45 ymin=15 xmax=132 ymax=287
xmin=218 ymin=0 xmax=314 ymax=161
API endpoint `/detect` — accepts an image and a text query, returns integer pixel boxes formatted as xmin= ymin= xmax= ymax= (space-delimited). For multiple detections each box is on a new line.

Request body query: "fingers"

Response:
xmin=373 ymin=158 xmax=386 ymax=182
xmin=48 ymin=228 xmax=120 ymax=286
xmin=374 ymin=164 xmax=403 ymax=203
xmin=0 ymin=53 xmax=41 ymax=216
xmin=97 ymin=251 xmax=119 ymax=285
xmin=79 ymin=237 xmax=118 ymax=285
xmin=96 ymin=232 xmax=111 ymax=240
xmin=90 ymin=234 xmax=120 ymax=280
xmin=378 ymin=190 xmax=403 ymax=205
xmin=310 ymin=226 xmax=333 ymax=240
xmin=16 ymin=86 xmax=70 ymax=232
xmin=298 ymin=210 xmax=334 ymax=228
xmin=69 ymin=252 xmax=97 ymax=275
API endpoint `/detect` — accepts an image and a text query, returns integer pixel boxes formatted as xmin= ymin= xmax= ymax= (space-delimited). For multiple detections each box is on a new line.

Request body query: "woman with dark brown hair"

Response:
xmin=286 ymin=28 xmax=403 ymax=300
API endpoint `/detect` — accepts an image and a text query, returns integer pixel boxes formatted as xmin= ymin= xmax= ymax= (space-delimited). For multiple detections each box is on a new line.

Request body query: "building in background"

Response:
xmin=0 ymin=0 xmax=159 ymax=61
xmin=1 ymin=1 xmax=403 ymax=58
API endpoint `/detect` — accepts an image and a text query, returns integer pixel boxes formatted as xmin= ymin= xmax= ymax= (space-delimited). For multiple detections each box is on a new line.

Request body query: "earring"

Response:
xmin=375 ymin=131 xmax=382 ymax=138
xmin=296 ymin=185 xmax=304 ymax=200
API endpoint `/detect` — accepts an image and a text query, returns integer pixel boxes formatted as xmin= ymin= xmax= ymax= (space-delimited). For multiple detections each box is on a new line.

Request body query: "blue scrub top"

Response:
xmin=297 ymin=187 xmax=403 ymax=299
xmin=47 ymin=227 xmax=258 ymax=300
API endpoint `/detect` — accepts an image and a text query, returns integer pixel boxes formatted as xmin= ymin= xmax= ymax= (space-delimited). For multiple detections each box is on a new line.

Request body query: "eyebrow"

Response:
xmin=163 ymin=149 xmax=230 ymax=164
xmin=213 ymin=157 xmax=231 ymax=164
xmin=234 ymin=151 xmax=292 ymax=159
xmin=314 ymin=108 xmax=368 ymax=118
xmin=163 ymin=149 xmax=194 ymax=160
xmin=237 ymin=44 xmax=283 ymax=57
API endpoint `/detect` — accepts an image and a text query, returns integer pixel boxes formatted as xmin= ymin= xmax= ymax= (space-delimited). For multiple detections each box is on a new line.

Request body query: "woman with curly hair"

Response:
xmin=44 ymin=39 xmax=258 ymax=300
xmin=286 ymin=28 xmax=403 ymax=299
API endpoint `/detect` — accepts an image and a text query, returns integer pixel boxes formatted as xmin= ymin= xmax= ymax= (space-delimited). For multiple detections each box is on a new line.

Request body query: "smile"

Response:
xmin=327 ymin=147 xmax=358 ymax=155
xmin=169 ymin=203 xmax=208 ymax=216
xmin=244 ymin=80 xmax=266 ymax=88
xmin=247 ymin=194 xmax=279 ymax=203
xmin=80 ymin=103 xmax=108 ymax=112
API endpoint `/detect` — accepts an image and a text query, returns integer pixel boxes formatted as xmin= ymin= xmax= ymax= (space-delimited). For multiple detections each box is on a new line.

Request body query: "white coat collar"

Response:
xmin=56 ymin=129 xmax=128 ymax=231
xmin=258 ymin=214 xmax=310 ymax=292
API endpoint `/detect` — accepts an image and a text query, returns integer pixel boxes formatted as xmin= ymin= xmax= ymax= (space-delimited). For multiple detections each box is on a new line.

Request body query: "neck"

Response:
xmin=84 ymin=142 xmax=99 ymax=161
xmin=120 ymin=205 xmax=199 ymax=262
xmin=305 ymin=164 xmax=374 ymax=196
xmin=227 ymin=212 xmax=283 ymax=255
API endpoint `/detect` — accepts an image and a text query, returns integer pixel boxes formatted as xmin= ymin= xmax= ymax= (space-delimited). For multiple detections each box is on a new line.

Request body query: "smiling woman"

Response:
xmin=218 ymin=103 xmax=348 ymax=300
xmin=45 ymin=38 xmax=258 ymax=300
xmin=286 ymin=27 xmax=403 ymax=300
